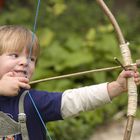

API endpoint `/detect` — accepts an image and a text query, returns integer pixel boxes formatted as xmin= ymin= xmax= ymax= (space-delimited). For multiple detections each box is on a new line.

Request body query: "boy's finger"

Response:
xmin=17 ymin=77 xmax=29 ymax=83
xmin=134 ymin=72 xmax=140 ymax=78
xmin=5 ymin=72 xmax=14 ymax=77
xmin=19 ymin=82 xmax=30 ymax=89
xmin=122 ymin=71 xmax=134 ymax=77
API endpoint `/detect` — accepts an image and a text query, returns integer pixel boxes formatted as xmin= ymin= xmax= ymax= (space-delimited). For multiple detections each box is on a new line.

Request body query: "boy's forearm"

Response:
xmin=107 ymin=81 xmax=124 ymax=100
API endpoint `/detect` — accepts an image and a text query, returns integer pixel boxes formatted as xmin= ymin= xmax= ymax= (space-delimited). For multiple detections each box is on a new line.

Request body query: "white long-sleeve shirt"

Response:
xmin=61 ymin=83 xmax=111 ymax=119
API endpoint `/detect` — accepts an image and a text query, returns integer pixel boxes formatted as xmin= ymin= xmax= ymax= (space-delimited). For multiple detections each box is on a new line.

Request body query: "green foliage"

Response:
xmin=47 ymin=109 xmax=105 ymax=140
xmin=0 ymin=0 xmax=140 ymax=139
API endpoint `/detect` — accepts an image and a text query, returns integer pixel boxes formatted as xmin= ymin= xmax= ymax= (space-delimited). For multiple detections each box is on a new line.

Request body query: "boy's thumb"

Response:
xmin=125 ymin=71 xmax=134 ymax=77
xmin=6 ymin=72 xmax=14 ymax=77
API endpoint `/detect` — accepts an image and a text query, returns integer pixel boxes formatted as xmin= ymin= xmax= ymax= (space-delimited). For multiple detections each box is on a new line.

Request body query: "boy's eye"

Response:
xmin=31 ymin=57 xmax=35 ymax=62
xmin=9 ymin=53 xmax=19 ymax=58
xmin=28 ymin=57 xmax=36 ymax=62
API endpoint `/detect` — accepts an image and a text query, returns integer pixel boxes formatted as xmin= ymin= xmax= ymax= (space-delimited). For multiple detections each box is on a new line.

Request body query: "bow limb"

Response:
xmin=96 ymin=0 xmax=137 ymax=140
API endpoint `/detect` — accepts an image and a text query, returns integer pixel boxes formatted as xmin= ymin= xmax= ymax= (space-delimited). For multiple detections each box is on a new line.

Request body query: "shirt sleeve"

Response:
xmin=61 ymin=83 xmax=111 ymax=119
xmin=28 ymin=89 xmax=63 ymax=122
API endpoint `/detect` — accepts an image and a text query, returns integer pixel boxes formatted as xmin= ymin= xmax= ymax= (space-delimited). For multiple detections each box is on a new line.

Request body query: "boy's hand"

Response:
xmin=116 ymin=70 xmax=140 ymax=92
xmin=108 ymin=69 xmax=140 ymax=99
xmin=0 ymin=72 xmax=30 ymax=96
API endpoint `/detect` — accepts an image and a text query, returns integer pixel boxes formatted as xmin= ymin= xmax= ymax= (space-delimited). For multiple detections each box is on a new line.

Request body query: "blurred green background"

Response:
xmin=0 ymin=0 xmax=140 ymax=139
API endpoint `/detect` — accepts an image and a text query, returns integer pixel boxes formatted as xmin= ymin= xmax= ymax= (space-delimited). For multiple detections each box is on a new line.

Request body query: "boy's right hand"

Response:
xmin=0 ymin=72 xmax=30 ymax=96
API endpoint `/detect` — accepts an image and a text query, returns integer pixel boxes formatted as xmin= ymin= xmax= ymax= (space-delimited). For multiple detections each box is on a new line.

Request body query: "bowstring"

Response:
xmin=25 ymin=0 xmax=52 ymax=139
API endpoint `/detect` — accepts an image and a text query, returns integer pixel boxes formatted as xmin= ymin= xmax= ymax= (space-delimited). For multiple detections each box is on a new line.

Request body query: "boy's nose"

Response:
xmin=19 ymin=57 xmax=28 ymax=66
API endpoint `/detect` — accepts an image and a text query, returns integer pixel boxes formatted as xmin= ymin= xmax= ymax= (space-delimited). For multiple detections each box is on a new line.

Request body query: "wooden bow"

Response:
xmin=96 ymin=0 xmax=138 ymax=140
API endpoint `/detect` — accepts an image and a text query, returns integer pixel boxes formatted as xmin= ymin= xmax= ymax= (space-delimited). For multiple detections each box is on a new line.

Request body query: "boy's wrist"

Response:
xmin=107 ymin=81 xmax=125 ymax=99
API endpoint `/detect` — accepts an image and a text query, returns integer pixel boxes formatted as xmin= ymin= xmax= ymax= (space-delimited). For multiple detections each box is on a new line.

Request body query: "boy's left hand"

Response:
xmin=108 ymin=69 xmax=140 ymax=99
xmin=117 ymin=70 xmax=140 ymax=92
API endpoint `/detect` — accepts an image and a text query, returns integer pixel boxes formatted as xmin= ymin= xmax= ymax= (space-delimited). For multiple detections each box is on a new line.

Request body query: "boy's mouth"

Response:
xmin=13 ymin=70 xmax=27 ymax=77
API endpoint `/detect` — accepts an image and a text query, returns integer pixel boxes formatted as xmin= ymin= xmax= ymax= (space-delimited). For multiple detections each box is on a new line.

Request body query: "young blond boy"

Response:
xmin=0 ymin=25 xmax=139 ymax=140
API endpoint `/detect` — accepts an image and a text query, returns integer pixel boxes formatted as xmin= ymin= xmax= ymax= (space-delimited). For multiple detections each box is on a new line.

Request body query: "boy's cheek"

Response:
xmin=29 ymin=70 xmax=35 ymax=79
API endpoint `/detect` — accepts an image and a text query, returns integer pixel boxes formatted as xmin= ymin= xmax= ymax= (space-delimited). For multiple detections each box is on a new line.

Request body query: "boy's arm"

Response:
xmin=61 ymin=70 xmax=140 ymax=119
xmin=61 ymin=83 xmax=112 ymax=119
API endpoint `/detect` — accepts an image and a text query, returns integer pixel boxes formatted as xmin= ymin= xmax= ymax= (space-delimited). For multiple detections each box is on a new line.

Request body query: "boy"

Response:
xmin=0 ymin=25 xmax=139 ymax=140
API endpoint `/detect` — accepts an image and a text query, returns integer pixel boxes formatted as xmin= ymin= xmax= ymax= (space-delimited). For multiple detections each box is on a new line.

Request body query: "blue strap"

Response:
xmin=26 ymin=0 xmax=53 ymax=139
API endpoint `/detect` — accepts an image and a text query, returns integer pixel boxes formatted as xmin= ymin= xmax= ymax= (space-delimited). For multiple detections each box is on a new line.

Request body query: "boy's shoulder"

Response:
xmin=29 ymin=88 xmax=62 ymax=97
xmin=27 ymin=89 xmax=63 ymax=105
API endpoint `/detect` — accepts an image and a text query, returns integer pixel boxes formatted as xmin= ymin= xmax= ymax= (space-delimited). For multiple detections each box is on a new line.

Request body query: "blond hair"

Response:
xmin=0 ymin=25 xmax=40 ymax=57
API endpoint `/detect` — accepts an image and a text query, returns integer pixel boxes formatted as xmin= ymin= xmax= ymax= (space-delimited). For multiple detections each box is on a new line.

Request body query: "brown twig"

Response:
xmin=30 ymin=61 xmax=139 ymax=85
xmin=30 ymin=65 xmax=121 ymax=85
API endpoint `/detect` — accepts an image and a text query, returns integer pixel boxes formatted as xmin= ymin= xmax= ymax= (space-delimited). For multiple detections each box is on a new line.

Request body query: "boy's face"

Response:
xmin=0 ymin=47 xmax=37 ymax=79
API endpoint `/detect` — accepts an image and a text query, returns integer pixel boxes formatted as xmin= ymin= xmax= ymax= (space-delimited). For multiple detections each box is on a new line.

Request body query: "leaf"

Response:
xmin=86 ymin=28 xmax=96 ymax=41
xmin=65 ymin=35 xmax=84 ymax=51
xmin=53 ymin=3 xmax=67 ymax=15
xmin=93 ymin=72 xmax=106 ymax=83
xmin=39 ymin=29 xmax=54 ymax=47
xmin=61 ymin=51 xmax=93 ymax=69
xmin=98 ymin=24 xmax=113 ymax=33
